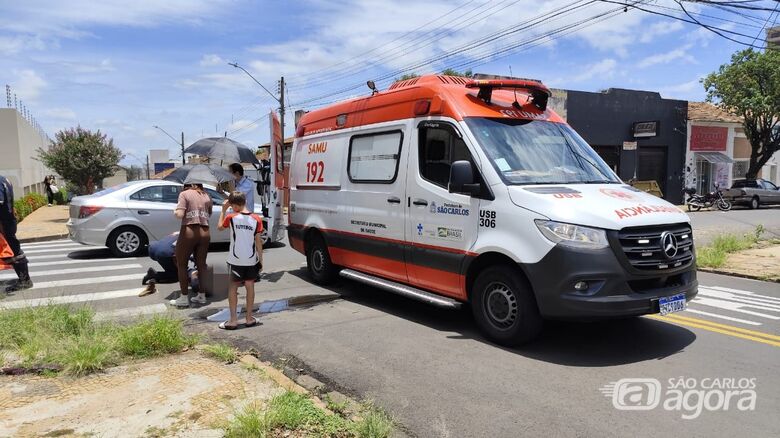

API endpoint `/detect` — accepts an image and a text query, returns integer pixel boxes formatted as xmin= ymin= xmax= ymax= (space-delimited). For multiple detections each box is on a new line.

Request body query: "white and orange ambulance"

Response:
xmin=287 ymin=75 xmax=697 ymax=345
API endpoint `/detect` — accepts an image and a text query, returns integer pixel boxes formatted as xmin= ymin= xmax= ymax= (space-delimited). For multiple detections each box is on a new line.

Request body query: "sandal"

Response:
xmin=244 ymin=316 xmax=258 ymax=327
xmin=218 ymin=321 xmax=238 ymax=330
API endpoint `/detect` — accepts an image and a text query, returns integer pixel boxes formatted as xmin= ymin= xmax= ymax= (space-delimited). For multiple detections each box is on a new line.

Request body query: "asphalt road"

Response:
xmin=2 ymin=227 xmax=779 ymax=437
xmin=688 ymin=204 xmax=780 ymax=245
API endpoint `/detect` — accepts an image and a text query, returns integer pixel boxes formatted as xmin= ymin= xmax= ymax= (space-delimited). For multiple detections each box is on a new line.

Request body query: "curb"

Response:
xmin=18 ymin=233 xmax=70 ymax=244
xmin=697 ymin=268 xmax=780 ymax=283
xmin=238 ymin=355 xmax=333 ymax=413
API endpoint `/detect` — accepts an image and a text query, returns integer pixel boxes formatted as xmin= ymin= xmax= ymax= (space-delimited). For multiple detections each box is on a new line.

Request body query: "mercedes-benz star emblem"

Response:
xmin=660 ymin=231 xmax=678 ymax=259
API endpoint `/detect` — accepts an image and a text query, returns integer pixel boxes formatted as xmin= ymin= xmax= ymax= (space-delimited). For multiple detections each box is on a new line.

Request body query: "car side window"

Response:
xmin=418 ymin=122 xmax=477 ymax=189
xmin=762 ymin=180 xmax=777 ymax=190
xmin=130 ymin=185 xmax=181 ymax=203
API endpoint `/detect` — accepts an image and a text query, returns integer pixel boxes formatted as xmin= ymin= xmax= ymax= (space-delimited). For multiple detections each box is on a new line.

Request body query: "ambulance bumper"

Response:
xmin=521 ymin=244 xmax=698 ymax=319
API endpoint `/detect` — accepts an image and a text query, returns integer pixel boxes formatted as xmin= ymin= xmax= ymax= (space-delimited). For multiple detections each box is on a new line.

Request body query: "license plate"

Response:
xmin=658 ymin=293 xmax=686 ymax=316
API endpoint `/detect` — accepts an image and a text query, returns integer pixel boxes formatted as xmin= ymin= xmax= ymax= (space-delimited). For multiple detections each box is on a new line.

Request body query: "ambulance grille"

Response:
xmin=617 ymin=224 xmax=693 ymax=271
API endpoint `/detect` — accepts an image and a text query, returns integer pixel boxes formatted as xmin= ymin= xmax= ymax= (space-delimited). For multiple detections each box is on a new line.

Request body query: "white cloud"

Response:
xmin=570 ymin=59 xmax=618 ymax=83
xmin=43 ymin=108 xmax=77 ymax=120
xmin=200 ymin=54 xmax=225 ymax=67
xmin=0 ymin=35 xmax=47 ymax=55
xmin=637 ymin=45 xmax=696 ymax=68
xmin=227 ymin=119 xmax=260 ymax=134
xmin=640 ymin=21 xmax=685 ymax=43
xmin=11 ymin=69 xmax=47 ymax=100
xmin=657 ymin=76 xmax=706 ymax=100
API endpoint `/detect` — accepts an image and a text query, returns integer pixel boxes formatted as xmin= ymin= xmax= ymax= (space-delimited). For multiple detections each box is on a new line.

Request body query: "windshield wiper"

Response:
xmin=580 ymin=180 xmax=619 ymax=184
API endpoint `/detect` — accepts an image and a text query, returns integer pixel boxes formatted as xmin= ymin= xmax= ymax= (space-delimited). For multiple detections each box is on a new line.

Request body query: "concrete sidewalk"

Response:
xmin=16 ymin=205 xmax=69 ymax=243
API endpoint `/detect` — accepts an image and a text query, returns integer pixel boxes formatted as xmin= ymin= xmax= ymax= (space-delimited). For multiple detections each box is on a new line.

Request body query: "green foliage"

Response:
xmin=37 ymin=126 xmax=124 ymax=195
xmin=12 ymin=193 xmax=48 ymax=222
xmin=354 ymin=402 xmax=394 ymax=438
xmin=116 ymin=315 xmax=198 ymax=358
xmin=396 ymin=73 xmax=420 ymax=81
xmin=0 ymin=306 xmax=195 ymax=375
xmin=53 ymin=187 xmax=68 ymax=205
xmin=202 ymin=343 xmax=238 ymax=363
xmin=703 ymin=49 xmax=780 ymax=179
xmin=696 ymin=227 xmax=764 ymax=269
xmin=440 ymin=68 xmax=473 ymax=78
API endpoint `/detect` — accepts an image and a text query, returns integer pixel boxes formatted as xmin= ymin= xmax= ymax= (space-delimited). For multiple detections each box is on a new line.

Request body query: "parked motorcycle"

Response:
xmin=684 ymin=185 xmax=732 ymax=212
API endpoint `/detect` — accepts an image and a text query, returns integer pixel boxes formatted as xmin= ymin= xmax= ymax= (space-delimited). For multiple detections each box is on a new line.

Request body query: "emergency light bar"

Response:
xmin=465 ymin=79 xmax=551 ymax=111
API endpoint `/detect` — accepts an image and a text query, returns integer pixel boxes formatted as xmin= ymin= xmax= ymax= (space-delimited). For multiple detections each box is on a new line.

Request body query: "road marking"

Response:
xmin=94 ymin=303 xmax=169 ymax=321
xmin=27 ymin=258 xmax=142 ymax=268
xmin=684 ymin=309 xmax=762 ymax=326
xmin=699 ymin=287 xmax=780 ymax=308
xmin=704 ymin=286 xmax=780 ymax=302
xmin=20 ymin=240 xmax=73 ymax=247
xmin=26 ymin=274 xmax=142 ymax=290
xmin=0 ymin=288 xmax=143 ymax=310
xmin=648 ymin=314 xmax=780 ymax=348
xmin=691 ymin=296 xmax=780 ymax=320
xmin=25 ymin=253 xmax=126 ymax=262
xmin=0 ymin=264 xmax=141 ymax=280
xmin=21 ymin=242 xmax=85 ymax=250
xmin=22 ymin=247 xmax=90 ymax=255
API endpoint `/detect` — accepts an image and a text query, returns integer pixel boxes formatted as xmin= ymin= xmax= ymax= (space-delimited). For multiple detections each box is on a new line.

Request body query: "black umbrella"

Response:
xmin=163 ymin=164 xmax=234 ymax=185
xmin=184 ymin=137 xmax=259 ymax=165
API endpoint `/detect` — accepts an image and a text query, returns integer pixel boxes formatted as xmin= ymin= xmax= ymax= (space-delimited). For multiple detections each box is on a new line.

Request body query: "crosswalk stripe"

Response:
xmin=20 ymin=240 xmax=72 ymax=247
xmin=692 ymin=297 xmax=780 ymax=320
xmin=685 ymin=309 xmax=762 ymax=326
xmin=21 ymin=242 xmax=85 ymax=250
xmin=0 ymin=288 xmax=143 ymax=310
xmin=0 ymin=264 xmax=141 ymax=280
xmin=27 ymin=274 xmax=142 ymax=290
xmin=25 ymin=253 xmax=123 ymax=261
xmin=27 ymin=258 xmax=142 ymax=268
xmin=702 ymin=286 xmax=780 ymax=303
xmin=22 ymin=247 xmax=90 ymax=255
xmin=697 ymin=290 xmax=780 ymax=310
xmin=94 ymin=303 xmax=170 ymax=321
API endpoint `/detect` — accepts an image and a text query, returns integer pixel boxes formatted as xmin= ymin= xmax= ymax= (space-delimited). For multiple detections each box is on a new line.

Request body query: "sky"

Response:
xmin=1 ymin=0 xmax=778 ymax=167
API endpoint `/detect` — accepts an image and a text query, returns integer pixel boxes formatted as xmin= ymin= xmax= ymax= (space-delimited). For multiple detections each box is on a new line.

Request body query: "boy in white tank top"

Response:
xmin=217 ymin=191 xmax=264 ymax=329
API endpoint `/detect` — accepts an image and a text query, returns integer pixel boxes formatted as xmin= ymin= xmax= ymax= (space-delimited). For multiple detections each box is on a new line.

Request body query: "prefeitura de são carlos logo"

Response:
xmin=600 ymin=377 xmax=757 ymax=420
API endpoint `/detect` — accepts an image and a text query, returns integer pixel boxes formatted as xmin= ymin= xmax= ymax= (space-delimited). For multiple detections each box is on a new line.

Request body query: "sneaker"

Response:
xmin=170 ymin=294 xmax=190 ymax=308
xmin=142 ymin=268 xmax=156 ymax=285
xmin=190 ymin=294 xmax=208 ymax=305
xmin=5 ymin=279 xmax=33 ymax=293
xmin=139 ymin=283 xmax=157 ymax=297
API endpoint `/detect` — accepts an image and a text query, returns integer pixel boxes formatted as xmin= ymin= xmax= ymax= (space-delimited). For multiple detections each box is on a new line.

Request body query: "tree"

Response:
xmin=440 ymin=68 xmax=473 ymax=78
xmin=126 ymin=165 xmax=144 ymax=181
xmin=703 ymin=49 xmax=780 ymax=180
xmin=37 ymin=126 xmax=123 ymax=194
xmin=396 ymin=73 xmax=420 ymax=81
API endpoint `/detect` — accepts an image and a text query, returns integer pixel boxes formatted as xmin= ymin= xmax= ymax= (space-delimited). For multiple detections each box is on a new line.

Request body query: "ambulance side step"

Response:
xmin=339 ymin=269 xmax=461 ymax=309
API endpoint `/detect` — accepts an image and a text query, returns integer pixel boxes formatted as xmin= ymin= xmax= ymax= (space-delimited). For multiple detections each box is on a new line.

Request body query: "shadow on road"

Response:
xmin=286 ymin=268 xmax=696 ymax=367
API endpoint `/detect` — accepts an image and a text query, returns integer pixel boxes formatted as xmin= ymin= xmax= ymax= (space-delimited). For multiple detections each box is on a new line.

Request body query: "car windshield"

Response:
xmin=464 ymin=118 xmax=620 ymax=185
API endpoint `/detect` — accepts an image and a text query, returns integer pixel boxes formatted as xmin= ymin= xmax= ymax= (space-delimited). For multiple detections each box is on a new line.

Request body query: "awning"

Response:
xmin=695 ymin=152 xmax=733 ymax=164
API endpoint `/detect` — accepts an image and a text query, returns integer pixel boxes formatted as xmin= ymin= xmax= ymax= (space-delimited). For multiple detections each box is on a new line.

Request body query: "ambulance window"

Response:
xmin=419 ymin=124 xmax=476 ymax=189
xmin=348 ymin=131 xmax=403 ymax=183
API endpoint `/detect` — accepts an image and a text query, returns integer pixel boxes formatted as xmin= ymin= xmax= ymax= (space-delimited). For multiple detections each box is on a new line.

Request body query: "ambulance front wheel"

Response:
xmin=471 ymin=265 xmax=543 ymax=346
xmin=306 ymin=234 xmax=338 ymax=284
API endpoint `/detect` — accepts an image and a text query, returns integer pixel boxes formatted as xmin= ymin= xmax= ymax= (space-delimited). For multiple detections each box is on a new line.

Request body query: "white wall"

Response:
xmin=0 ymin=108 xmax=51 ymax=195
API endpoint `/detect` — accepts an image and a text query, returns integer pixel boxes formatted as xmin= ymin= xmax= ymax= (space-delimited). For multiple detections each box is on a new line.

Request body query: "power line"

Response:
xmin=750 ymin=0 xmax=780 ymax=45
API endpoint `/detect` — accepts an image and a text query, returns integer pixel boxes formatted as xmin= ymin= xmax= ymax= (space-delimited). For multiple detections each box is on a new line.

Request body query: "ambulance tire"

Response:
xmin=306 ymin=234 xmax=337 ymax=285
xmin=471 ymin=266 xmax=542 ymax=346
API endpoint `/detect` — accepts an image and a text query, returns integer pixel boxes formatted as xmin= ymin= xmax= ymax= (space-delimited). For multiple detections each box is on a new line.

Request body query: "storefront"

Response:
xmin=684 ymin=102 xmax=780 ymax=194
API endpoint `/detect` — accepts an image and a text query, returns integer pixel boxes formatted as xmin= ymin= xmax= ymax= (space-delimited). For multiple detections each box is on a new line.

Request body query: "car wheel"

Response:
xmin=749 ymin=196 xmax=760 ymax=210
xmin=108 ymin=226 xmax=147 ymax=257
xmin=471 ymin=265 xmax=542 ymax=346
xmin=306 ymin=233 xmax=337 ymax=284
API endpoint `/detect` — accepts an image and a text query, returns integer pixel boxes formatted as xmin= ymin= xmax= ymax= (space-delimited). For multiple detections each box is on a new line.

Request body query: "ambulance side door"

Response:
xmin=405 ymin=120 xmax=481 ymax=299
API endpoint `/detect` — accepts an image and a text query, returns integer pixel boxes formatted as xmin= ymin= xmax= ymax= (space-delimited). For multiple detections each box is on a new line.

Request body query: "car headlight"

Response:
xmin=534 ymin=220 xmax=608 ymax=249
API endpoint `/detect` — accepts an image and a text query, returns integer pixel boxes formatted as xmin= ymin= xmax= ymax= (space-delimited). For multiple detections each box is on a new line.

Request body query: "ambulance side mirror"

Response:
xmin=449 ymin=160 xmax=480 ymax=196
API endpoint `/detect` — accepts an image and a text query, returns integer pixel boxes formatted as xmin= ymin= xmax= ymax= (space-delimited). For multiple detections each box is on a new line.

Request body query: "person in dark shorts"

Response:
xmin=173 ymin=182 xmax=212 ymax=307
xmin=217 ymin=191 xmax=263 ymax=330
xmin=0 ymin=175 xmax=32 ymax=292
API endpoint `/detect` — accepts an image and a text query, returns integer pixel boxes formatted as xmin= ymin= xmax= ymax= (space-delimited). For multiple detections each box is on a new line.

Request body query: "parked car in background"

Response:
xmin=67 ymin=180 xmax=268 ymax=257
xmin=723 ymin=179 xmax=780 ymax=209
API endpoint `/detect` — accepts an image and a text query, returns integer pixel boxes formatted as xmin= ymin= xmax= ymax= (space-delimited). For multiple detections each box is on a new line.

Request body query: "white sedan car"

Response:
xmin=67 ymin=180 xmax=266 ymax=257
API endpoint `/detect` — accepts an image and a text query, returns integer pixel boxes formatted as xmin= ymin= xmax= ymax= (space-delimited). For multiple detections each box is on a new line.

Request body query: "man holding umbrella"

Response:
xmin=229 ymin=163 xmax=255 ymax=213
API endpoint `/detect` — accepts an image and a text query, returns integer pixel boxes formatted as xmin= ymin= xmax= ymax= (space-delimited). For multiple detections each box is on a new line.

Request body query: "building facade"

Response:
xmin=551 ymin=88 xmax=688 ymax=204
xmin=0 ymin=108 xmax=52 ymax=195
xmin=685 ymin=102 xmax=779 ymax=193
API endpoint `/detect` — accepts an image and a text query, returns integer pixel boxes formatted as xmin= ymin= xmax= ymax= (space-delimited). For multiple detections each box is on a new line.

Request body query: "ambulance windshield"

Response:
xmin=465 ymin=118 xmax=620 ymax=185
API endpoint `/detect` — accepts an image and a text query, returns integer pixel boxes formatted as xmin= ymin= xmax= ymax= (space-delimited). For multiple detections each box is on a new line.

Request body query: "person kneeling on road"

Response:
xmin=217 ymin=191 xmax=263 ymax=330
xmin=140 ymin=232 xmax=204 ymax=304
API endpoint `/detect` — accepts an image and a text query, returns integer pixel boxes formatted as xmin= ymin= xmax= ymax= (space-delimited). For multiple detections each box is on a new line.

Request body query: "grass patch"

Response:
xmin=202 ymin=343 xmax=238 ymax=364
xmin=223 ymin=391 xmax=393 ymax=438
xmin=0 ymin=305 xmax=196 ymax=375
xmin=697 ymin=227 xmax=764 ymax=269
xmin=117 ymin=316 xmax=198 ymax=358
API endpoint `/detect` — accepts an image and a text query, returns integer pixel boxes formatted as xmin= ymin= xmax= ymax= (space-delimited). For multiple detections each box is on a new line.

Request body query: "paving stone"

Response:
xmin=295 ymin=374 xmax=325 ymax=393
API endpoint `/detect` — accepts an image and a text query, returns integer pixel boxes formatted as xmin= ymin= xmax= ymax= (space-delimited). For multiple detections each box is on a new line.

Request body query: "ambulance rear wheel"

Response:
xmin=306 ymin=234 xmax=337 ymax=284
xmin=471 ymin=266 xmax=542 ymax=346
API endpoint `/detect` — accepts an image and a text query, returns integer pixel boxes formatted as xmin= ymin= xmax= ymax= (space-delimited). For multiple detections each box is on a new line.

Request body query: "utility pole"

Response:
xmin=279 ymin=76 xmax=285 ymax=145
xmin=146 ymin=155 xmax=151 ymax=179
xmin=181 ymin=131 xmax=185 ymax=164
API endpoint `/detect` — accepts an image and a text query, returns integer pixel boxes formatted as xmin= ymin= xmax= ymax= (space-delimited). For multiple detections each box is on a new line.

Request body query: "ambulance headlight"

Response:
xmin=535 ymin=220 xmax=608 ymax=249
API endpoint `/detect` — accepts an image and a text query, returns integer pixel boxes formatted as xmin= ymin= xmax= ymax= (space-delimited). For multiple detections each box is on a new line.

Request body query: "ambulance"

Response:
xmin=287 ymin=75 xmax=697 ymax=346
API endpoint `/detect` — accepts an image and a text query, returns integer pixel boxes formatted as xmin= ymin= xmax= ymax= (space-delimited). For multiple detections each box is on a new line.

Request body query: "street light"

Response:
xmin=228 ymin=62 xmax=284 ymax=149
xmin=153 ymin=125 xmax=185 ymax=164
